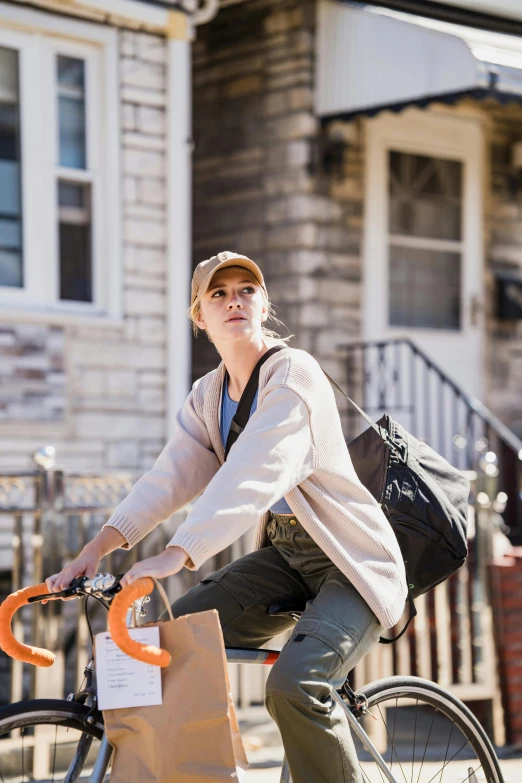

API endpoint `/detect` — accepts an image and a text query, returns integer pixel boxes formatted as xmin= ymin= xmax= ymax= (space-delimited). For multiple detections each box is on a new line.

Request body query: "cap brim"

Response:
xmin=197 ymin=257 xmax=266 ymax=300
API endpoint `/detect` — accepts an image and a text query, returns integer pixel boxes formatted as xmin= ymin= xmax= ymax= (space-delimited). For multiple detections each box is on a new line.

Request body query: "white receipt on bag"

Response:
xmin=95 ymin=627 xmax=162 ymax=710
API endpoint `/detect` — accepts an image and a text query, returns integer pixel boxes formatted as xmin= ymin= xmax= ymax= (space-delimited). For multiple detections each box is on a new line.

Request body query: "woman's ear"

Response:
xmin=195 ymin=309 xmax=207 ymax=330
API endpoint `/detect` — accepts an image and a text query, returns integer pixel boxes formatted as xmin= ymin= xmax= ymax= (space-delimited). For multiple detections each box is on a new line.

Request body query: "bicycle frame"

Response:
xmin=0 ymin=575 xmax=401 ymax=783
xmin=226 ymin=650 xmax=399 ymax=783
xmin=85 ymin=645 xmax=400 ymax=783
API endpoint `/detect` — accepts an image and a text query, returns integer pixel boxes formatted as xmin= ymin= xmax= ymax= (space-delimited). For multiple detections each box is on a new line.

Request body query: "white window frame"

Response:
xmin=387 ymin=151 xmax=465 ymax=331
xmin=363 ymin=108 xmax=486 ymax=400
xmin=0 ymin=4 xmax=121 ymax=324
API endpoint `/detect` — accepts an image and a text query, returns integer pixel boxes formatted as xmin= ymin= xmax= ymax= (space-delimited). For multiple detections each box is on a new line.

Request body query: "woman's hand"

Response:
xmin=43 ymin=527 xmax=127 ymax=604
xmin=119 ymin=547 xmax=188 ymax=588
xmin=44 ymin=550 xmax=100 ymax=604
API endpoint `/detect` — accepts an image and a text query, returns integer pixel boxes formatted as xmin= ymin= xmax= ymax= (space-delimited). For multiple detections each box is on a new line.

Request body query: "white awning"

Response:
xmin=316 ymin=1 xmax=522 ymax=120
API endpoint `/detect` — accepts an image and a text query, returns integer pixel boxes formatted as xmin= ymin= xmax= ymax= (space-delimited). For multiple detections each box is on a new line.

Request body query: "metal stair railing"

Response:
xmin=337 ymin=337 xmax=517 ymax=744
xmin=339 ymin=337 xmax=522 ymax=543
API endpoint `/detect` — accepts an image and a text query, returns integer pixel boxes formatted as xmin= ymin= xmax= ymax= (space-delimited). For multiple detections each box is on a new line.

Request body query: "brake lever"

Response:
xmin=28 ymin=588 xmax=78 ymax=603
xmin=27 ymin=576 xmax=87 ymax=603
xmin=27 ymin=573 xmax=125 ymax=604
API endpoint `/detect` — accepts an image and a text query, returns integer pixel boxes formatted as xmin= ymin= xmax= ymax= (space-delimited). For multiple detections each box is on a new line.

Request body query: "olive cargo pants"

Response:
xmin=164 ymin=513 xmax=383 ymax=783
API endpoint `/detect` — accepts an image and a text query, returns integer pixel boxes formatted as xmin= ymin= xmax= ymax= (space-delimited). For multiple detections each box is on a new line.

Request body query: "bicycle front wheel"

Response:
xmin=0 ymin=699 xmax=108 ymax=782
xmin=346 ymin=676 xmax=504 ymax=783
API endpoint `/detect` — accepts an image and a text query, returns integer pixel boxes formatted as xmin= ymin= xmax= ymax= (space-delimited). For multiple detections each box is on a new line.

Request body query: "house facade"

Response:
xmin=3 ymin=0 xmax=522 ymax=525
xmin=0 ymin=0 xmax=195 ymax=474
xmin=3 ymin=0 xmax=522 ymax=735
xmin=191 ymin=0 xmax=522 ymax=535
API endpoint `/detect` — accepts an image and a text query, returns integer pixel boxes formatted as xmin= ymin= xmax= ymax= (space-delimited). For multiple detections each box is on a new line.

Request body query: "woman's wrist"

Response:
xmin=83 ymin=526 xmax=128 ymax=561
xmin=165 ymin=545 xmax=189 ymax=568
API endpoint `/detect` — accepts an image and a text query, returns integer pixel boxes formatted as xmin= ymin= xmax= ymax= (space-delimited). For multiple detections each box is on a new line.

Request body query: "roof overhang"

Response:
xmin=434 ymin=0 xmax=522 ymax=25
xmin=5 ymin=0 xmax=195 ymax=35
xmin=316 ymin=0 xmax=522 ymax=122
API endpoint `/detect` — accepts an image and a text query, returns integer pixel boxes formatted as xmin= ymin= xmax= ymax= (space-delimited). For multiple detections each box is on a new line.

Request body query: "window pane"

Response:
xmin=389 ymin=245 xmax=461 ymax=330
xmin=389 ymin=151 xmax=462 ymax=240
xmin=0 ymin=46 xmax=23 ymax=288
xmin=58 ymin=181 xmax=92 ymax=301
xmin=59 ymin=181 xmax=84 ymax=207
xmin=57 ymin=56 xmax=86 ymax=169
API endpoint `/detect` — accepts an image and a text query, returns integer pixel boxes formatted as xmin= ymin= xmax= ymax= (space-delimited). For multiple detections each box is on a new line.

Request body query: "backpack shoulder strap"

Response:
xmin=379 ymin=589 xmax=417 ymax=644
xmin=224 ymin=345 xmax=286 ymax=461
xmin=321 ymin=369 xmax=391 ymax=444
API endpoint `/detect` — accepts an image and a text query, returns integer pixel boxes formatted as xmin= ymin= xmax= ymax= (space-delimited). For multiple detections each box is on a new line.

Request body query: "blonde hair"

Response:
xmin=188 ymin=266 xmax=293 ymax=347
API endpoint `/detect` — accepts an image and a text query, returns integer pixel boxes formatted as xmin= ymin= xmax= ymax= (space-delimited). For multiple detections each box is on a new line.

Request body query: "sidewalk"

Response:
xmin=239 ymin=706 xmax=522 ymax=783
xmin=245 ymin=759 xmax=522 ymax=782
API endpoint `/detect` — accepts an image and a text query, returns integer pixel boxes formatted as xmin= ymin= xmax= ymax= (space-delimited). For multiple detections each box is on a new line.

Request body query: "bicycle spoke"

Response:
xmin=52 ymin=722 xmax=58 ymax=782
xmin=0 ymin=707 xmax=106 ymax=783
xmin=424 ymin=737 xmax=476 ymax=783
xmin=411 ymin=700 xmax=418 ymax=783
xmin=415 ymin=710 xmax=435 ymax=783
xmin=360 ymin=754 xmax=387 ymax=783
xmin=391 ymin=697 xmax=398 ymax=771
xmin=351 ymin=680 xmax=500 ymax=783
xmin=360 ymin=764 xmax=374 ymax=783
xmin=377 ymin=703 xmax=409 ymax=783
xmin=437 ymin=717 xmax=454 ymax=783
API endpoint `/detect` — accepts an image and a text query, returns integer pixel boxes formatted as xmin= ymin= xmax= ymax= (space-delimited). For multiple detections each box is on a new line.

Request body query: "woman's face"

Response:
xmin=195 ymin=266 xmax=268 ymax=344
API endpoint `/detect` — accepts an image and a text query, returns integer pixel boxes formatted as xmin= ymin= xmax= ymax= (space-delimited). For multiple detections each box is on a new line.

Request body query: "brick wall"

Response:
xmin=492 ymin=553 xmax=522 ymax=744
xmin=0 ymin=30 xmax=169 ymax=473
xmin=191 ymin=0 xmax=360 ymax=408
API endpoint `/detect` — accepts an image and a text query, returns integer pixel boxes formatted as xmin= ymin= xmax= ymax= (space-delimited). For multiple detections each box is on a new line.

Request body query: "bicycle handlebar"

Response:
xmin=0 ymin=575 xmax=171 ymax=669
xmin=108 ymin=577 xmax=171 ymax=668
xmin=0 ymin=584 xmax=56 ymax=667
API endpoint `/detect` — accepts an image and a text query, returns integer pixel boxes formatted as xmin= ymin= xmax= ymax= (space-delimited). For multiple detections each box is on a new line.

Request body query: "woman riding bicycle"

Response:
xmin=46 ymin=251 xmax=408 ymax=783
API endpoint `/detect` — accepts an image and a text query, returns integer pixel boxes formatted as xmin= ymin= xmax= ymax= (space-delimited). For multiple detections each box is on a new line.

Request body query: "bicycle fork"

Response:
xmin=88 ymin=736 xmax=113 ymax=783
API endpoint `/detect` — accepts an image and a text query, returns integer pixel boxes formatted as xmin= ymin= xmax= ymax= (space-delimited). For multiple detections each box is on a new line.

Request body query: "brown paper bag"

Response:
xmin=103 ymin=604 xmax=248 ymax=783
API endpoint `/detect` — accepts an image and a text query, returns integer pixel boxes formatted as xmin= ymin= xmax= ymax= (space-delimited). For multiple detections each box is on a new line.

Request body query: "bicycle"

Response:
xmin=0 ymin=573 xmax=504 ymax=783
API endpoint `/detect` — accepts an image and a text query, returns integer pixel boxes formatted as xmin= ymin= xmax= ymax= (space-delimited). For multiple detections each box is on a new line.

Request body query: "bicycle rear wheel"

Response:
xmin=0 ymin=699 xmax=108 ymax=782
xmin=343 ymin=676 xmax=504 ymax=783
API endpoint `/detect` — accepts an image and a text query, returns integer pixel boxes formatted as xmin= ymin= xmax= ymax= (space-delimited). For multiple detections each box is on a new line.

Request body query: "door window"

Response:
xmin=388 ymin=150 xmax=463 ymax=330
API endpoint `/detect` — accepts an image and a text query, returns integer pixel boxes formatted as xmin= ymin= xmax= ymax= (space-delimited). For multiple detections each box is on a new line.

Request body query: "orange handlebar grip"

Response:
xmin=0 ymin=584 xmax=55 ymax=667
xmin=108 ymin=577 xmax=171 ymax=668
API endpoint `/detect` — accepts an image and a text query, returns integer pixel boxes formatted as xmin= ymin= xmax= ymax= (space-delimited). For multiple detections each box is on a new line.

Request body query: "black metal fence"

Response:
xmin=0 ymin=450 xmax=192 ymax=706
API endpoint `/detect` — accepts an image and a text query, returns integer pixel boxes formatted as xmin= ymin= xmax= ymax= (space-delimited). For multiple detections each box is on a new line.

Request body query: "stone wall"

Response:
xmin=191 ymin=0 xmax=359 ymax=418
xmin=0 ymin=30 xmax=169 ymax=473
xmin=0 ymin=325 xmax=65 ymax=422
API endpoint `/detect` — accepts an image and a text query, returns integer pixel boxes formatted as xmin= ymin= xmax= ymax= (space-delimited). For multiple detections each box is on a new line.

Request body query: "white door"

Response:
xmin=363 ymin=109 xmax=485 ymax=403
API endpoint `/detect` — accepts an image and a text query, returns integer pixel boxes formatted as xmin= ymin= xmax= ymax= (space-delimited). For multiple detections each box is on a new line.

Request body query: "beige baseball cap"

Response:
xmin=191 ymin=251 xmax=267 ymax=305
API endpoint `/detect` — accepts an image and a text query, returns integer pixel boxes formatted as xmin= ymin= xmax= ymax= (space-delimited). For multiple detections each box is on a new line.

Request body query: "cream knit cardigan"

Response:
xmin=103 ymin=343 xmax=408 ymax=629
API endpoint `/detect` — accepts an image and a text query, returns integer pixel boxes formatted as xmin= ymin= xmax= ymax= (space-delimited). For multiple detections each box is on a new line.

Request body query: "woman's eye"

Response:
xmin=211 ymin=286 xmax=255 ymax=297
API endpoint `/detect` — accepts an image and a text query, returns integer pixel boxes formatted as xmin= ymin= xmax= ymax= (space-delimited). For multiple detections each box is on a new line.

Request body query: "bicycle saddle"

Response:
xmin=266 ymin=598 xmax=307 ymax=618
